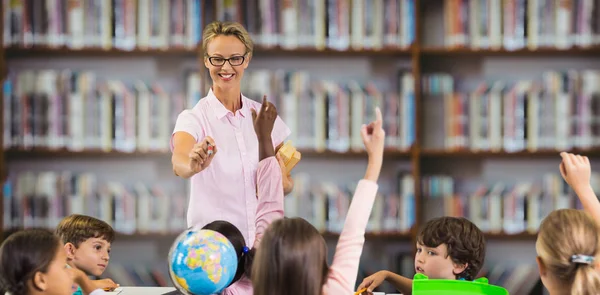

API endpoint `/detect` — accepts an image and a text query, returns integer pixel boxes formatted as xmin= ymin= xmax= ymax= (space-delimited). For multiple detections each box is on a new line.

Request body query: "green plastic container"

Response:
xmin=412 ymin=273 xmax=509 ymax=295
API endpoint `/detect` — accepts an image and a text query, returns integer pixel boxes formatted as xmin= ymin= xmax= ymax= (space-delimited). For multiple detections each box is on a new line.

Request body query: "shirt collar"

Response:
xmin=207 ymin=88 xmax=249 ymax=119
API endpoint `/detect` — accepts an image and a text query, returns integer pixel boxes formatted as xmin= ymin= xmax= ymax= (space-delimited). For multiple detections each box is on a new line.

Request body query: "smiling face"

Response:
xmin=66 ymin=238 xmax=111 ymax=276
xmin=204 ymin=35 xmax=250 ymax=91
xmin=414 ymin=242 xmax=467 ymax=280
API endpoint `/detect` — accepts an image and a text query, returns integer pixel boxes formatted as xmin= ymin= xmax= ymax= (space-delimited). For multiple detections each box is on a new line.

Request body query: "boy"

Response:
xmin=55 ymin=214 xmax=119 ymax=293
xmin=358 ymin=216 xmax=486 ymax=295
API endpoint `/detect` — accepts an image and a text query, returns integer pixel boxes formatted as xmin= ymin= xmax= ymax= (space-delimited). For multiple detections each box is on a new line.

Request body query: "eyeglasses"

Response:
xmin=207 ymin=54 xmax=246 ymax=66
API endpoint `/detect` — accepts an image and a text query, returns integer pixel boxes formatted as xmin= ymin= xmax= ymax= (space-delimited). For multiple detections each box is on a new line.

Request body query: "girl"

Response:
xmin=0 ymin=228 xmax=106 ymax=295
xmin=251 ymin=107 xmax=385 ymax=295
xmin=170 ymin=21 xmax=292 ymax=251
xmin=200 ymin=96 xmax=285 ymax=294
xmin=535 ymin=152 xmax=600 ymax=295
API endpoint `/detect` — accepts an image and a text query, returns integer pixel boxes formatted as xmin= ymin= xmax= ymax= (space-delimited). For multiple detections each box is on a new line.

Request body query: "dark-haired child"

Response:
xmin=0 ymin=228 xmax=107 ymax=295
xmin=55 ymin=214 xmax=119 ymax=293
xmin=198 ymin=94 xmax=285 ymax=294
xmin=358 ymin=216 xmax=486 ymax=294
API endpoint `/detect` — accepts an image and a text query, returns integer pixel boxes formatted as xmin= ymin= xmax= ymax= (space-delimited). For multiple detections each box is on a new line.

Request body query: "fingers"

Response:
xmin=360 ymin=124 xmax=369 ymax=144
xmin=374 ymin=107 xmax=383 ymax=128
xmin=560 ymin=152 xmax=573 ymax=167
xmin=559 ymin=162 xmax=567 ymax=179
xmin=260 ymin=95 xmax=268 ymax=112
xmin=204 ymin=136 xmax=216 ymax=147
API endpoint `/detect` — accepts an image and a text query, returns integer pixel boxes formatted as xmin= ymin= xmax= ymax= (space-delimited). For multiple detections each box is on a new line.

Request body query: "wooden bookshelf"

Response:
xmin=420 ymin=46 xmax=600 ymax=56
xmin=253 ymin=46 xmax=413 ymax=57
xmin=4 ymin=148 xmax=172 ymax=160
xmin=4 ymin=46 xmax=199 ymax=58
xmin=420 ymin=149 xmax=600 ymax=159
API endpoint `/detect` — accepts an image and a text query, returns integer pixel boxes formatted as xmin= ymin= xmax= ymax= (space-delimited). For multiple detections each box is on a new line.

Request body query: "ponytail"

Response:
xmin=571 ymin=263 xmax=600 ymax=295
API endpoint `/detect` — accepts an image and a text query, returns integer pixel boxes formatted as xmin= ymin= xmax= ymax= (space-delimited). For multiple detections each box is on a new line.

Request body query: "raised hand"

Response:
xmin=189 ymin=136 xmax=217 ymax=174
xmin=559 ymin=152 xmax=591 ymax=191
xmin=360 ymin=107 xmax=385 ymax=159
xmin=251 ymin=95 xmax=277 ymax=161
xmin=251 ymin=95 xmax=277 ymax=141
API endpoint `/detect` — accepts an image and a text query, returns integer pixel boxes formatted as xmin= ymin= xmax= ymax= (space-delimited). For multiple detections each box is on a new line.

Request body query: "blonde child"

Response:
xmin=0 ymin=228 xmax=107 ymax=295
xmin=534 ymin=152 xmax=600 ymax=295
xmin=250 ymin=107 xmax=385 ymax=295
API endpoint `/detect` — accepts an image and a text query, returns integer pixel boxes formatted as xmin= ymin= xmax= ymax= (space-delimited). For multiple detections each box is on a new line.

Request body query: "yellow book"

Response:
xmin=277 ymin=141 xmax=301 ymax=174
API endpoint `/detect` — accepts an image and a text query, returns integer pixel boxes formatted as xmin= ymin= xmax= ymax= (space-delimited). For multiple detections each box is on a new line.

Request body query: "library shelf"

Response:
xmin=4 ymin=148 xmax=172 ymax=160
xmin=420 ymin=46 xmax=600 ymax=56
xmin=420 ymin=149 xmax=600 ymax=159
xmin=4 ymin=46 xmax=198 ymax=58
xmin=484 ymin=232 xmax=538 ymax=240
xmin=253 ymin=46 xmax=413 ymax=57
xmin=299 ymin=148 xmax=412 ymax=159
xmin=115 ymin=231 xmax=413 ymax=241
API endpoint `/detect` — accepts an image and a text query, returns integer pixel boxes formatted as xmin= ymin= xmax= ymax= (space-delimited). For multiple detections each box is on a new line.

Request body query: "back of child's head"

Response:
xmin=0 ymin=229 xmax=63 ymax=295
xmin=55 ymin=214 xmax=115 ymax=247
xmin=202 ymin=220 xmax=255 ymax=285
xmin=251 ymin=217 xmax=328 ymax=295
xmin=536 ymin=209 xmax=600 ymax=295
xmin=417 ymin=216 xmax=486 ymax=280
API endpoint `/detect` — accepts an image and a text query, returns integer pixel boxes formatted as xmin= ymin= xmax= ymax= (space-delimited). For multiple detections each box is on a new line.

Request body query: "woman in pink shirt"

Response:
xmin=170 ymin=21 xmax=292 ymax=248
xmin=251 ymin=107 xmax=385 ymax=295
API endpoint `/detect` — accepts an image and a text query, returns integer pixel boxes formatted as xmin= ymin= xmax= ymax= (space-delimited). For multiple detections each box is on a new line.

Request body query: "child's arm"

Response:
xmin=560 ymin=152 xmax=600 ymax=226
xmin=322 ymin=107 xmax=385 ymax=295
xmin=251 ymin=95 xmax=284 ymax=246
xmin=357 ymin=270 xmax=413 ymax=295
xmin=72 ymin=267 xmax=107 ymax=295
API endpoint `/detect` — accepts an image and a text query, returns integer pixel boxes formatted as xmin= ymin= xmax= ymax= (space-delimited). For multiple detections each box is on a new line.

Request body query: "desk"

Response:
xmin=116 ymin=287 xmax=402 ymax=295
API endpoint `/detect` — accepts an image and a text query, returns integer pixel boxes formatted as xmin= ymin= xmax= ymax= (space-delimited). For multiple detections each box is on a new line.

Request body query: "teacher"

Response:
xmin=170 ymin=21 xmax=292 ymax=246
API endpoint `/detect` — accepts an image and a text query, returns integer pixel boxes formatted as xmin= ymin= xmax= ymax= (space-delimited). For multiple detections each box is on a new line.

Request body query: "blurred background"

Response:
xmin=2 ymin=1 xmax=600 ymax=294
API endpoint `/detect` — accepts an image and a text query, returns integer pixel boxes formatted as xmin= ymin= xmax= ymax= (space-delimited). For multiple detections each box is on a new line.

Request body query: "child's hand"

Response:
xmin=357 ymin=271 xmax=388 ymax=293
xmin=189 ymin=136 xmax=217 ymax=174
xmin=93 ymin=278 xmax=119 ymax=291
xmin=276 ymin=154 xmax=294 ymax=195
xmin=560 ymin=152 xmax=591 ymax=191
xmin=361 ymin=107 xmax=385 ymax=159
xmin=251 ymin=95 xmax=277 ymax=141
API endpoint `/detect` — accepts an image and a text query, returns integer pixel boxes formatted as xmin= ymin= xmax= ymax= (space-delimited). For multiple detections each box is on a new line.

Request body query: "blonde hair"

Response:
xmin=536 ymin=209 xmax=600 ymax=295
xmin=202 ymin=21 xmax=253 ymax=57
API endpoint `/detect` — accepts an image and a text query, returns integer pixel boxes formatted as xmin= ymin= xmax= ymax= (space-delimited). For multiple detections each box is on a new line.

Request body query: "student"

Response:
xmin=199 ymin=96 xmax=285 ymax=294
xmin=251 ymin=107 xmax=385 ymax=295
xmin=0 ymin=228 xmax=107 ymax=295
xmin=170 ymin=20 xmax=292 ymax=249
xmin=357 ymin=216 xmax=485 ymax=294
xmin=534 ymin=152 xmax=600 ymax=295
xmin=55 ymin=214 xmax=118 ymax=293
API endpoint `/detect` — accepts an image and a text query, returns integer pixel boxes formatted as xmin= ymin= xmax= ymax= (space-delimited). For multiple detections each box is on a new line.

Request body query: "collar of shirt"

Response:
xmin=207 ymin=88 xmax=251 ymax=120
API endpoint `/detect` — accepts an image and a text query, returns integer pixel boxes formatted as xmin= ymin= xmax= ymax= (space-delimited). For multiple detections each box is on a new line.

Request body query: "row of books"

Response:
xmin=209 ymin=0 xmax=416 ymax=50
xmin=421 ymin=173 xmax=590 ymax=234
xmin=2 ymin=171 xmax=188 ymax=233
xmin=3 ymin=0 xmax=416 ymax=51
xmin=2 ymin=69 xmax=197 ymax=151
xmin=442 ymin=0 xmax=600 ymax=50
xmin=422 ymin=70 xmax=600 ymax=152
xmin=3 ymin=0 xmax=202 ymax=50
xmin=200 ymin=69 xmax=416 ymax=152
xmin=286 ymin=172 xmax=415 ymax=233
xmin=2 ymin=169 xmax=416 ymax=235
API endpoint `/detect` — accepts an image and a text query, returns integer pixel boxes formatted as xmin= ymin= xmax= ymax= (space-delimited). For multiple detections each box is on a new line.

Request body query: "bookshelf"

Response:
xmin=4 ymin=0 xmax=599 ymax=293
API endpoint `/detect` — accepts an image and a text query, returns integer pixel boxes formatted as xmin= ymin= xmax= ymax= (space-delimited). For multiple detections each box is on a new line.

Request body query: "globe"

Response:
xmin=168 ymin=228 xmax=238 ymax=295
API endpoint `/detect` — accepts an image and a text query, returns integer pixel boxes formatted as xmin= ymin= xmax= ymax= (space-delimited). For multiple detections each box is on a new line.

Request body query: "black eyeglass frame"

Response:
xmin=206 ymin=53 xmax=248 ymax=66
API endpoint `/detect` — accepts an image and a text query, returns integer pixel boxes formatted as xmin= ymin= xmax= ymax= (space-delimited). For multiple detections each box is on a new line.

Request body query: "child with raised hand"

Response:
xmin=250 ymin=107 xmax=385 ymax=295
xmin=196 ymin=95 xmax=285 ymax=294
xmin=357 ymin=216 xmax=485 ymax=295
xmin=55 ymin=214 xmax=119 ymax=294
xmin=0 ymin=228 xmax=107 ymax=295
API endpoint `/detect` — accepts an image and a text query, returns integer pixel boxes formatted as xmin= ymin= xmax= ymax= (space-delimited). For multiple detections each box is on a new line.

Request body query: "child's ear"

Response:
xmin=452 ymin=262 xmax=468 ymax=275
xmin=536 ymin=256 xmax=547 ymax=277
xmin=64 ymin=242 xmax=77 ymax=259
xmin=32 ymin=271 xmax=48 ymax=291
